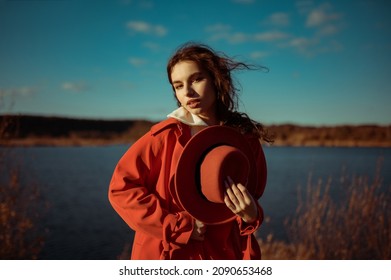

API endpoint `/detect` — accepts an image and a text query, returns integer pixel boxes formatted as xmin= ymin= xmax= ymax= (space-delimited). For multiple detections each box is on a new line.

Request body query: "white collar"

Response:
xmin=167 ymin=107 xmax=208 ymax=127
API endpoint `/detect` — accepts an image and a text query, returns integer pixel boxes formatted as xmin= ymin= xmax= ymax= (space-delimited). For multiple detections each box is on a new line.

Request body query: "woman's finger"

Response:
xmin=236 ymin=183 xmax=253 ymax=205
xmin=225 ymin=179 xmax=239 ymax=205
xmin=224 ymin=193 xmax=236 ymax=212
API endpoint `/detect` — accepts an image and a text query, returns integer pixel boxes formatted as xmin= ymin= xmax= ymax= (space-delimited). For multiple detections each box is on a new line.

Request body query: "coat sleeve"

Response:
xmin=237 ymin=202 xmax=264 ymax=235
xmin=108 ymin=129 xmax=193 ymax=247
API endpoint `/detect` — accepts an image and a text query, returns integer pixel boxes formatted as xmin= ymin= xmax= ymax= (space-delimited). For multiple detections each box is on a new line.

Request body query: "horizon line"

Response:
xmin=1 ymin=112 xmax=390 ymax=127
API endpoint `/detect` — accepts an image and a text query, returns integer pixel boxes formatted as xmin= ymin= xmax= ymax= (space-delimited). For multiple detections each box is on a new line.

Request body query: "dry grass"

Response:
xmin=268 ymin=124 xmax=391 ymax=147
xmin=0 ymin=114 xmax=47 ymax=259
xmin=259 ymin=160 xmax=391 ymax=260
xmin=0 ymin=167 xmax=46 ymax=259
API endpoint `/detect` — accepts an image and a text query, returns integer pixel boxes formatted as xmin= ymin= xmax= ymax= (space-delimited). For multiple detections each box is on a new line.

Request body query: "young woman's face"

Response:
xmin=170 ymin=60 xmax=218 ymax=124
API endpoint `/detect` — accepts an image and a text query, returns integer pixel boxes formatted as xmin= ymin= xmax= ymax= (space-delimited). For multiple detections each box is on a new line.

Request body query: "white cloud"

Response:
xmin=127 ymin=21 xmax=167 ymax=37
xmin=254 ymin=31 xmax=289 ymax=42
xmin=281 ymin=36 xmax=342 ymax=57
xmin=306 ymin=3 xmax=341 ymax=28
xmin=205 ymin=24 xmax=232 ymax=41
xmin=307 ymin=10 xmax=327 ymax=27
xmin=205 ymin=2 xmax=343 ymax=57
xmin=250 ymin=51 xmax=269 ymax=59
xmin=226 ymin=32 xmax=249 ymax=44
xmin=142 ymin=42 xmax=161 ymax=52
xmin=288 ymin=37 xmax=316 ymax=50
xmin=208 ymin=32 xmax=249 ymax=44
xmin=318 ymin=24 xmax=339 ymax=36
xmin=278 ymin=2 xmax=344 ymax=56
xmin=206 ymin=24 xmax=289 ymax=44
xmin=276 ymin=36 xmax=317 ymax=57
xmin=266 ymin=12 xmax=290 ymax=27
xmin=129 ymin=57 xmax=147 ymax=67
xmin=205 ymin=23 xmax=231 ymax=33
xmin=0 ymin=86 xmax=39 ymax=97
xmin=61 ymin=81 xmax=90 ymax=92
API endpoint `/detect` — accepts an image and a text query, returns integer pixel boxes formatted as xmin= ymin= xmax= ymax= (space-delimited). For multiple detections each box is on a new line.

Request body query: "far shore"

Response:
xmin=1 ymin=137 xmax=391 ymax=148
xmin=0 ymin=115 xmax=390 ymax=147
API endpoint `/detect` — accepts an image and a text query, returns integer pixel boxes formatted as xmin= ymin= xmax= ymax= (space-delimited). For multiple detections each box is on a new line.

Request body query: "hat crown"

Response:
xmin=200 ymin=145 xmax=250 ymax=203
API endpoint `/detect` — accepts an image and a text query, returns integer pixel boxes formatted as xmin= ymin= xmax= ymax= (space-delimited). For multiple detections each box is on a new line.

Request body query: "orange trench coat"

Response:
xmin=108 ymin=118 xmax=267 ymax=260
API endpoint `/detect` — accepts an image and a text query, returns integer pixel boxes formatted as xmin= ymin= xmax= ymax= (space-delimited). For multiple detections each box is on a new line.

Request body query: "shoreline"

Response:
xmin=1 ymin=138 xmax=390 ymax=148
xmin=1 ymin=115 xmax=390 ymax=148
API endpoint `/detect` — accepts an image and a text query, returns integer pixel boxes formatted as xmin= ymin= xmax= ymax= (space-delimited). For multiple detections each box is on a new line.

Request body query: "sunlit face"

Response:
xmin=170 ymin=60 xmax=217 ymax=125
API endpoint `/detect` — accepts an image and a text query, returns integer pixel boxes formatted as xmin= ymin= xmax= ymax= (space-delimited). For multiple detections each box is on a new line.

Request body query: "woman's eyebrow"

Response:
xmin=172 ymin=72 xmax=203 ymax=85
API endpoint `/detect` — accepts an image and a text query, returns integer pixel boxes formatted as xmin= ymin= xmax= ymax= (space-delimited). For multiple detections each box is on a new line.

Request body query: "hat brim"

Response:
xmin=174 ymin=125 xmax=260 ymax=225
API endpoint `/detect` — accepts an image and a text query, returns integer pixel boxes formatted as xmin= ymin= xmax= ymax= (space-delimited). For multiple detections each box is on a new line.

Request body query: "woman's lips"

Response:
xmin=187 ymin=99 xmax=200 ymax=109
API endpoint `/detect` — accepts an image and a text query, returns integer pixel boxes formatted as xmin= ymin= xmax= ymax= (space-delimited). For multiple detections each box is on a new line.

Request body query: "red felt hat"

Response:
xmin=173 ymin=125 xmax=266 ymax=225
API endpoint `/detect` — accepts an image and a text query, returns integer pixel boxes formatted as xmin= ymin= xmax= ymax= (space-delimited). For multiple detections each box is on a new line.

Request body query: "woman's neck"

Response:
xmin=198 ymin=113 xmax=219 ymax=126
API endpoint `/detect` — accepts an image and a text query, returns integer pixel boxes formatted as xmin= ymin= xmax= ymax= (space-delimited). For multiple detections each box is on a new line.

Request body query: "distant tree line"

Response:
xmin=1 ymin=115 xmax=390 ymax=147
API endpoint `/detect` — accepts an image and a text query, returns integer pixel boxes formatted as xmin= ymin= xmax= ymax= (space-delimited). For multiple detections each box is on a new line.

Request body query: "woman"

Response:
xmin=108 ymin=42 xmax=271 ymax=259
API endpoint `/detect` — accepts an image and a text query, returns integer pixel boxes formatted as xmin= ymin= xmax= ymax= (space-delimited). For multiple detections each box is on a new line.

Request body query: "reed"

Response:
xmin=259 ymin=160 xmax=391 ymax=259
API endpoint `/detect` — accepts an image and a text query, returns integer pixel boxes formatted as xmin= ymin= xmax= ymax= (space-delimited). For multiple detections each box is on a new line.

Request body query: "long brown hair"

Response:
xmin=167 ymin=42 xmax=272 ymax=143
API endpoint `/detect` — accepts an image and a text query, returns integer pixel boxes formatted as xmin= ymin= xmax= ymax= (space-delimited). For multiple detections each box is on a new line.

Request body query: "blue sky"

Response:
xmin=0 ymin=0 xmax=390 ymax=125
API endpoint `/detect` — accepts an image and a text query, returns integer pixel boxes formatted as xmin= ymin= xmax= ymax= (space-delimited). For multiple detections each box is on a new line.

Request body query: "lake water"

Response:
xmin=2 ymin=145 xmax=390 ymax=260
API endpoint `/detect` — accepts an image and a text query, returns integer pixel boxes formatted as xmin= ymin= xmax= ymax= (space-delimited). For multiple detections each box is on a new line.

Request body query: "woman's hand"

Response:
xmin=224 ymin=176 xmax=258 ymax=223
xmin=190 ymin=219 xmax=206 ymax=241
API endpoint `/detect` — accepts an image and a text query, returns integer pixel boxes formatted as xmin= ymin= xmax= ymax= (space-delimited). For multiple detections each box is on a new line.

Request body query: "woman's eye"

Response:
xmin=174 ymin=84 xmax=183 ymax=90
xmin=193 ymin=77 xmax=203 ymax=83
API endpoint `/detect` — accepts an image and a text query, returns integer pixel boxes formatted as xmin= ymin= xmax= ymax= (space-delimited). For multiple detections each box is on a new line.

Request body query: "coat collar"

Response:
xmin=166 ymin=107 xmax=208 ymax=127
xmin=150 ymin=118 xmax=181 ymax=136
xmin=150 ymin=117 xmax=191 ymax=144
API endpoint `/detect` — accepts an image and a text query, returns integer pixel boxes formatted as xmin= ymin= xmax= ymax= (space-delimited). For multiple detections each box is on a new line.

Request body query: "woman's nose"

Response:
xmin=185 ymin=85 xmax=196 ymax=97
